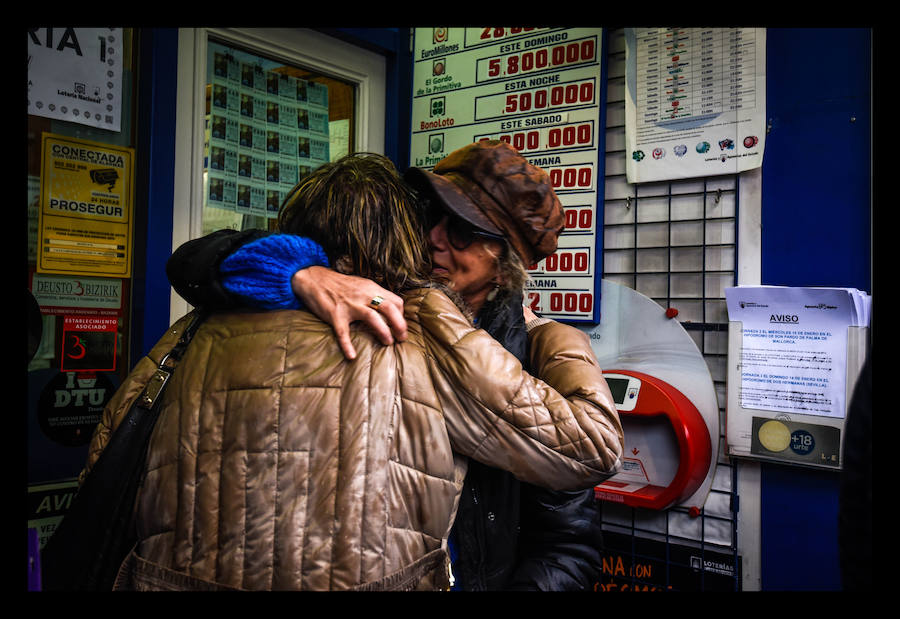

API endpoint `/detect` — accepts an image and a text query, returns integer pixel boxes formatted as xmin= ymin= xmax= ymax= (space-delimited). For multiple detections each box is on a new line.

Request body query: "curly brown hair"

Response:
xmin=277 ymin=153 xmax=433 ymax=293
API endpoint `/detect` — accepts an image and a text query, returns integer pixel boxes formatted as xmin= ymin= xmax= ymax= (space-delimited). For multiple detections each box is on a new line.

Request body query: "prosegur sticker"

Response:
xmin=37 ymin=133 xmax=134 ymax=278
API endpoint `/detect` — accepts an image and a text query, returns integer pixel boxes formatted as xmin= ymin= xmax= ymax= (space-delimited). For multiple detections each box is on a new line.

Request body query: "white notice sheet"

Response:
xmin=725 ymin=287 xmax=863 ymax=419
xmin=624 ymin=28 xmax=766 ymax=183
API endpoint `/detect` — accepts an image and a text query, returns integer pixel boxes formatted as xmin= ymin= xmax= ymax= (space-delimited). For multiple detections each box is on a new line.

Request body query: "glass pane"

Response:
xmin=27 ymin=29 xmax=137 ymax=502
xmin=636 ymin=221 xmax=668 ymax=247
xmin=603 ymin=248 xmax=635 ymax=274
xmin=27 ymin=29 xmax=137 ymax=382
xmin=635 ymin=195 xmax=669 ymax=222
xmin=669 ymin=298 xmax=703 ymax=322
xmin=670 ymin=272 xmax=702 ymax=298
xmin=604 ymin=223 xmax=634 ymax=250
xmin=202 ymin=38 xmax=356 ymax=236
xmin=635 ymin=272 xmax=667 ymax=299
xmin=636 ymin=247 xmax=667 ymax=272
xmin=670 ymin=246 xmax=703 ymax=271
xmin=670 ymin=193 xmax=705 ymax=221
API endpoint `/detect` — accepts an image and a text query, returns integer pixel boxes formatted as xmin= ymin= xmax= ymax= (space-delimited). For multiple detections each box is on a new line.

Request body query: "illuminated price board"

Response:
xmin=474 ymin=78 xmax=596 ymax=120
xmin=474 ymin=37 xmax=599 ymax=82
xmin=410 ymin=27 xmax=605 ymax=322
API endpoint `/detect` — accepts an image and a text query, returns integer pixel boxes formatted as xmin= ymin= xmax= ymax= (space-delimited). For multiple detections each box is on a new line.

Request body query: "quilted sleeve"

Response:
xmin=418 ymin=289 xmax=624 ymax=492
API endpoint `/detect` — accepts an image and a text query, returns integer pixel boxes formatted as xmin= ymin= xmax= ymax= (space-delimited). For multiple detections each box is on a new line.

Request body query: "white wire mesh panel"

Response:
xmin=596 ymin=28 xmax=740 ymax=590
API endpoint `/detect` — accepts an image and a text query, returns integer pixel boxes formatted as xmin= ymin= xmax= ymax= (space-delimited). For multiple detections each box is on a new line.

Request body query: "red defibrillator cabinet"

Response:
xmin=584 ymin=280 xmax=719 ymax=515
xmin=595 ymin=369 xmax=712 ymax=512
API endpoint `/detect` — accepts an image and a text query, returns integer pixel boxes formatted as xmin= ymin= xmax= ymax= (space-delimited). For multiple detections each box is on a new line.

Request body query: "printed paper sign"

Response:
xmin=27 ymin=28 xmax=123 ymax=132
xmin=28 ymin=480 xmax=80 ymax=549
xmin=30 ymin=272 xmax=124 ymax=316
xmin=60 ymin=315 xmax=118 ymax=372
xmin=37 ymin=133 xmax=134 ymax=277
xmin=625 ymin=28 xmax=766 ymax=183
xmin=725 ymin=286 xmax=860 ymax=419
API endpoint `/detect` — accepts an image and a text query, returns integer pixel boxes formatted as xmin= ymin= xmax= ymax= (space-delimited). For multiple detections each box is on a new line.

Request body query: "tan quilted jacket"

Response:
xmin=81 ymin=286 xmax=623 ymax=591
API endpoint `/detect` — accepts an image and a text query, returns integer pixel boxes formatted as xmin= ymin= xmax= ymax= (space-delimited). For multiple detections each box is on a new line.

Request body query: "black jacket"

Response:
xmin=167 ymin=229 xmax=605 ymax=591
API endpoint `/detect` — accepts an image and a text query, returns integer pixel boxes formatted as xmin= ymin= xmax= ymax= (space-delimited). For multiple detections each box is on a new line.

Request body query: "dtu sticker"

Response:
xmin=37 ymin=371 xmax=116 ymax=446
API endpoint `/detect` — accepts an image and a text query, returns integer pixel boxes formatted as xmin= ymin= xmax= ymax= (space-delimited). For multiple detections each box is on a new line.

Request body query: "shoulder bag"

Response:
xmin=40 ymin=310 xmax=207 ymax=591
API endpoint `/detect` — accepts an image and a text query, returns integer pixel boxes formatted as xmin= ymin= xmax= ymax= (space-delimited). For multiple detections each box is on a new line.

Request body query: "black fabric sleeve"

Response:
xmin=506 ymin=484 xmax=605 ymax=591
xmin=166 ymin=228 xmax=269 ymax=310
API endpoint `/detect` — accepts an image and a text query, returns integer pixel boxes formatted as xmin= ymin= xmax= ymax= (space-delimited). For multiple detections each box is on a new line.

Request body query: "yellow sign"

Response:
xmin=37 ymin=133 xmax=134 ymax=277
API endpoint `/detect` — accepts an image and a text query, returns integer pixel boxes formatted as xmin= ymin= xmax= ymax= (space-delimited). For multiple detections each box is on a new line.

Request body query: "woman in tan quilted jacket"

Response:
xmin=83 ymin=150 xmax=623 ymax=591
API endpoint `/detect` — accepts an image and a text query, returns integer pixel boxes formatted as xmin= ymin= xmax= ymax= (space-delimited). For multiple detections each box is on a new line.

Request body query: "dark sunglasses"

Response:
xmin=426 ymin=203 xmax=505 ymax=251
xmin=447 ymin=213 xmax=507 ymax=251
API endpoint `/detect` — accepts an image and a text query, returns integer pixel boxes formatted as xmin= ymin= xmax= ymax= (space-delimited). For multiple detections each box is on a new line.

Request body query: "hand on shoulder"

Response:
xmin=291 ymin=266 xmax=407 ymax=360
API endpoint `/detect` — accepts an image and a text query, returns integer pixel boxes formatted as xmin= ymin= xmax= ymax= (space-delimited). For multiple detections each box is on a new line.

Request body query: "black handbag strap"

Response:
xmin=135 ymin=310 xmax=207 ymax=411
xmin=41 ymin=310 xmax=208 ymax=591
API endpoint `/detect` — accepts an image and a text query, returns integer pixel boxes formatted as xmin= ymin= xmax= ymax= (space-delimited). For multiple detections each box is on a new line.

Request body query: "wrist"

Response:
xmin=290 ymin=265 xmax=324 ymax=302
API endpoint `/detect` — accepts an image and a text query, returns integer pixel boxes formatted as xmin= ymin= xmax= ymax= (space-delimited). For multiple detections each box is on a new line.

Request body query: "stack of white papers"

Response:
xmin=725 ymin=286 xmax=871 ymax=419
xmin=844 ymin=287 xmax=872 ymax=328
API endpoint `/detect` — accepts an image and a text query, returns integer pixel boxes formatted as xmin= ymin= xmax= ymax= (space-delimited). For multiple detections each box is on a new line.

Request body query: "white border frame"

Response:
xmin=736 ymin=166 xmax=762 ymax=591
xmin=170 ymin=28 xmax=386 ymax=324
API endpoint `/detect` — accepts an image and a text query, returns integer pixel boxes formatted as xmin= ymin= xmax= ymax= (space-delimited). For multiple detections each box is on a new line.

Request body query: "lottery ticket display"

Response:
xmin=205 ymin=41 xmax=331 ymax=219
xmin=410 ymin=28 xmax=605 ymax=322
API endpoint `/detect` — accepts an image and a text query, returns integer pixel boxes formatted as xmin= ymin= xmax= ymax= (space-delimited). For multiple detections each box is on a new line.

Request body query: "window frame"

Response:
xmin=169 ymin=27 xmax=386 ymax=324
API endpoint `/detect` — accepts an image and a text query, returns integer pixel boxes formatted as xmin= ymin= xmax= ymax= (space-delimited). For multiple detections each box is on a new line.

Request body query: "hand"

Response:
xmin=291 ymin=266 xmax=407 ymax=360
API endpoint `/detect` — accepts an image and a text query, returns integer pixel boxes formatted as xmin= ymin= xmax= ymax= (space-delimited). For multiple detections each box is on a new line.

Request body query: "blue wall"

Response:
xmin=762 ymin=28 xmax=871 ymax=292
xmin=133 ymin=28 xmax=180 ymax=367
xmin=760 ymin=28 xmax=871 ymax=591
